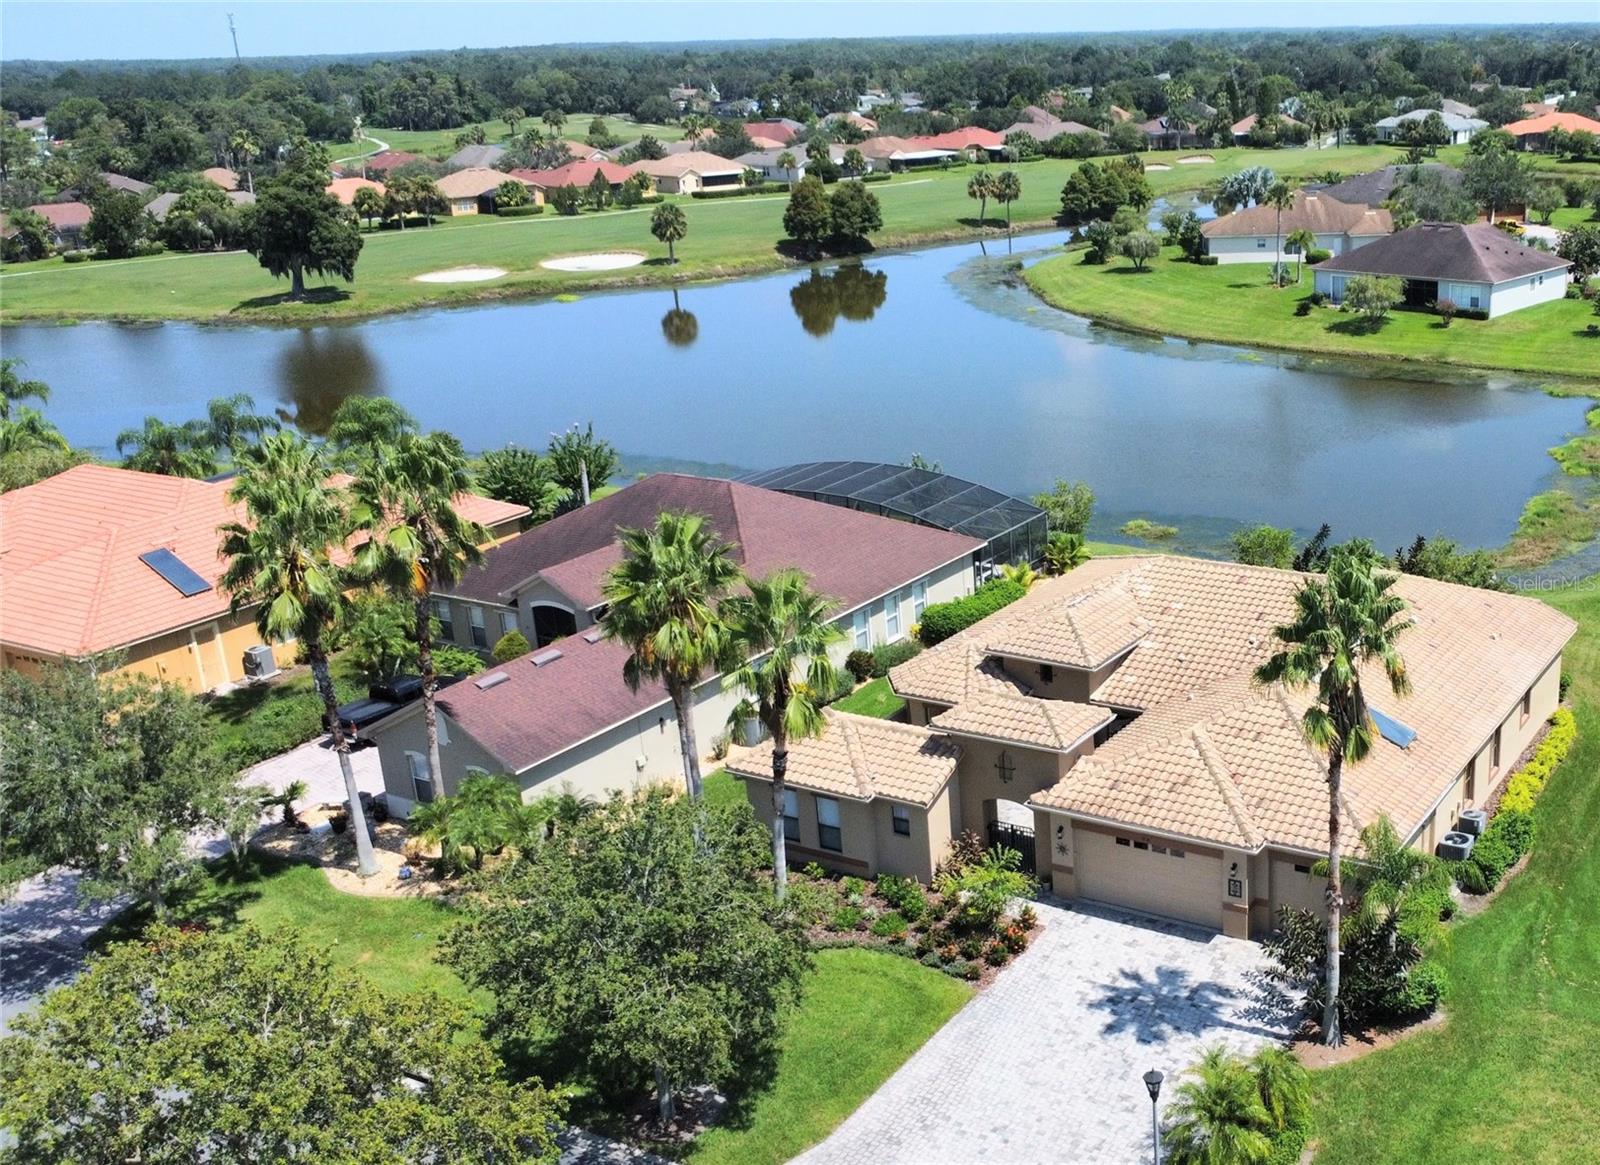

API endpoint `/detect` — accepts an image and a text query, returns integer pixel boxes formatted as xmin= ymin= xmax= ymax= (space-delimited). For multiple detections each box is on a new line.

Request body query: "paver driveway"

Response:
xmin=794 ymin=898 xmax=1296 ymax=1165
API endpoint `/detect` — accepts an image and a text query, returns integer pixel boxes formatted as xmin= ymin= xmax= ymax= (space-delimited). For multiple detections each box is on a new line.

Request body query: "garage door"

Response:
xmin=1075 ymin=828 xmax=1222 ymax=931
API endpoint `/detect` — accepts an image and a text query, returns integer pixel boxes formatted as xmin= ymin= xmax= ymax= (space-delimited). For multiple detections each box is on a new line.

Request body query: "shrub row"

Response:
xmin=871 ymin=639 xmax=922 ymax=677
xmin=690 ymin=183 xmax=782 ymax=199
xmin=1498 ymin=707 xmax=1576 ymax=812
xmin=497 ymin=204 xmax=544 ymax=217
xmin=1454 ymin=807 xmax=1537 ymax=894
xmin=917 ymin=578 xmax=1027 ymax=646
xmin=1195 ymin=254 xmax=1219 ymax=266
xmin=859 ymin=171 xmax=892 ymax=183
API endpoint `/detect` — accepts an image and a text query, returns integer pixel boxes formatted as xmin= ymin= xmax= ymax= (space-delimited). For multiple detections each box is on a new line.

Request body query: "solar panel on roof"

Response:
xmin=1370 ymin=707 xmax=1417 ymax=749
xmin=138 ymin=548 xmax=211 ymax=597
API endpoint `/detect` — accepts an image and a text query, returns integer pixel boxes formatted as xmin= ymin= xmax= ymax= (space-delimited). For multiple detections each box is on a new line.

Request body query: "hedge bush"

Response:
xmin=497 ymin=204 xmax=544 ymax=216
xmin=860 ymin=171 xmax=892 ymax=183
xmin=871 ymin=639 xmax=923 ymax=677
xmin=62 ymin=250 xmax=90 ymax=263
xmin=690 ymin=184 xmax=782 ymax=199
xmin=1306 ymin=247 xmax=1332 ymax=263
xmin=1393 ymin=958 xmax=1450 ymax=1017
xmin=918 ymin=578 xmax=1027 ymax=646
xmin=1498 ymin=707 xmax=1576 ymax=812
xmin=845 ymin=650 xmax=876 ymax=682
xmin=1195 ymin=254 xmax=1219 ymax=266
xmin=1459 ymin=807 xmax=1536 ymax=892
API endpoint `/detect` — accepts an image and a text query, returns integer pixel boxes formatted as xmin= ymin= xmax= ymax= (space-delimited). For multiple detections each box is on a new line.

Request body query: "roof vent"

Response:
xmin=531 ymin=648 xmax=564 ymax=667
xmin=582 ymin=628 xmax=604 ymax=644
xmin=1370 ymin=707 xmax=1417 ymax=749
xmin=474 ymin=672 xmax=509 ymax=690
xmin=139 ymin=548 xmax=211 ymax=597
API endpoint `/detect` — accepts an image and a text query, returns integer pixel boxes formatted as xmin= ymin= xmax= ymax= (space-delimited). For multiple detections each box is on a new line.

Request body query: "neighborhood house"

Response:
xmin=434 ymin=167 xmax=523 ymax=215
xmin=1374 ymin=109 xmax=1488 ymax=144
xmin=629 ymin=151 xmax=745 ymax=193
xmin=1201 ymin=191 xmax=1393 ymax=265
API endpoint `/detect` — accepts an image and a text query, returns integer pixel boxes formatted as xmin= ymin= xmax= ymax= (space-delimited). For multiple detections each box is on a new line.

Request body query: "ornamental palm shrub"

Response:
xmin=1162 ymin=1046 xmax=1274 ymax=1165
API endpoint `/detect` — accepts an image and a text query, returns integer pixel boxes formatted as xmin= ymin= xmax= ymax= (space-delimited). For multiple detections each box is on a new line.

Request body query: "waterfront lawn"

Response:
xmin=1309 ymin=581 xmax=1600 ymax=1165
xmin=1024 ymin=247 xmax=1600 ymax=380
xmin=0 ymin=144 xmax=1411 ymax=324
xmin=832 ymin=676 xmax=906 ymax=719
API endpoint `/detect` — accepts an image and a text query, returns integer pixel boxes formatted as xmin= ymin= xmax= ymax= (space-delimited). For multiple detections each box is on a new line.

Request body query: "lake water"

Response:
xmin=3 ymin=228 xmax=1587 ymax=555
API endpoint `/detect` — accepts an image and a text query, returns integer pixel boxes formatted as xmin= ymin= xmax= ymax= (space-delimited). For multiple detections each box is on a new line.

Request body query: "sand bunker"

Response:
xmin=413 ymin=266 xmax=506 ymax=283
xmin=540 ymin=251 xmax=646 ymax=272
xmin=1145 ymin=163 xmax=1172 ymax=171
xmin=1177 ymin=154 xmax=1216 ymax=165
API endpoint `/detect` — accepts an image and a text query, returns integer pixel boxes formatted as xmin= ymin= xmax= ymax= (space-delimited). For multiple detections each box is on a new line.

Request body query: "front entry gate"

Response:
xmin=987 ymin=821 xmax=1037 ymax=874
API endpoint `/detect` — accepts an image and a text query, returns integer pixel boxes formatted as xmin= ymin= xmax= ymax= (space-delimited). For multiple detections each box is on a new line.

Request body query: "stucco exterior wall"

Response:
xmin=1207 ymin=230 xmax=1374 ymax=265
xmin=842 ymin=555 xmax=974 ymax=653
xmin=952 ymin=737 xmax=1078 ymax=839
xmin=1483 ymin=268 xmax=1568 ymax=318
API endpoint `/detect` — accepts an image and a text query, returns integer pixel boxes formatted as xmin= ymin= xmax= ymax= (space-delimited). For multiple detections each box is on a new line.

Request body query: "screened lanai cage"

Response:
xmin=739 ymin=461 xmax=1047 ymax=581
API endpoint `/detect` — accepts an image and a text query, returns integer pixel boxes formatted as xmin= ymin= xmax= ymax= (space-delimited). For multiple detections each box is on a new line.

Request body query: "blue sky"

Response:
xmin=2 ymin=2 xmax=1595 ymax=62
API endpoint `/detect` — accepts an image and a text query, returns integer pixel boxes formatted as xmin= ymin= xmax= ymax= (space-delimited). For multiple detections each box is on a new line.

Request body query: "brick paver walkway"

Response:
xmin=793 ymin=898 xmax=1296 ymax=1165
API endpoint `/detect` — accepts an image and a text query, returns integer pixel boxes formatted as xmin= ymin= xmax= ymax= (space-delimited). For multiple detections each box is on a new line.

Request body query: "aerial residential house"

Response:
xmin=857 ymin=136 xmax=955 ymax=171
xmin=823 ymin=111 xmax=879 ymax=134
xmin=26 ymin=201 xmax=93 ymax=249
xmin=919 ymin=127 xmax=1008 ymax=159
xmin=143 ymin=188 xmax=256 ymax=223
xmin=16 ymin=115 xmax=48 ymax=153
xmin=325 ymin=177 xmax=386 ymax=205
xmin=1139 ymin=116 xmax=1199 ymax=150
xmin=1313 ymin=221 xmax=1571 ymax=317
xmin=1500 ymin=110 xmax=1600 ymax=151
xmin=98 ymin=171 xmax=154 ymax=197
xmin=1200 ymin=191 xmax=1392 ymax=265
xmin=1229 ymin=112 xmax=1304 ymax=144
xmin=1374 ymin=109 xmax=1488 ymax=145
xmin=443 ymin=143 xmax=507 ymax=172
xmin=0 ymin=465 xmax=526 ymax=694
xmin=201 ymin=166 xmax=241 ymax=191
xmin=713 ymin=98 xmax=761 ymax=119
xmin=745 ymin=119 xmax=804 ymax=144
xmin=340 ymin=149 xmax=424 ymax=177
xmin=557 ymin=140 xmax=611 ymax=163
xmin=507 ymin=160 xmax=633 ymax=200
xmin=729 ymin=555 xmax=1573 ymax=937
xmin=629 ymin=151 xmax=745 ymax=194
xmin=1305 ymin=163 xmax=1461 ymax=209
xmin=1000 ymin=117 xmax=1104 ymax=145
xmin=1439 ymin=99 xmax=1480 ymax=119
xmin=735 ymin=144 xmax=847 ymax=184
xmin=434 ymin=167 xmax=523 ymax=215
xmin=366 ymin=473 xmax=984 ymax=815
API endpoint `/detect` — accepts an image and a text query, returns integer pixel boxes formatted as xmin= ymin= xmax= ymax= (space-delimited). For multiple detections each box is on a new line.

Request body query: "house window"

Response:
xmin=1040 ymin=663 xmax=1056 ymax=685
xmin=500 ymin=610 xmax=518 ymax=639
xmin=1256 ymin=237 xmax=1267 ymax=248
xmin=1294 ymin=863 xmax=1312 ymax=874
xmin=1469 ymin=294 xmax=1481 ymax=309
xmin=852 ymin=608 xmax=870 ymax=651
xmin=467 ymin=605 xmax=487 ymax=649
xmin=782 ymin=789 xmax=800 ymax=843
xmin=892 ymin=804 xmax=911 ymax=836
xmin=994 ymin=750 xmax=1015 ymax=784
xmin=1521 ymin=688 xmax=1533 ymax=722
xmin=1133 ymin=839 xmax=1149 ymax=851
xmin=912 ymin=579 xmax=928 ymax=621
xmin=1491 ymin=728 xmax=1502 ymax=771
xmin=437 ymin=715 xmax=450 ymax=747
xmin=1464 ymin=764 xmax=1476 ymax=804
xmin=885 ymin=592 xmax=902 ymax=640
xmin=430 ymin=598 xmax=454 ymax=641
xmin=407 ymin=751 xmax=435 ymax=804
xmin=1116 ymin=836 xmax=1131 ymax=847
xmin=816 ymin=795 xmax=842 ymax=852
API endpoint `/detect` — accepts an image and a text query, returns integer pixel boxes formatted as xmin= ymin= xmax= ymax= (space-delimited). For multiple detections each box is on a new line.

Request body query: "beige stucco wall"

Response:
xmin=1000 ymin=652 xmax=1125 ymax=705
xmin=743 ymin=780 xmax=876 ymax=875
xmin=952 ymin=736 xmax=1082 ymax=839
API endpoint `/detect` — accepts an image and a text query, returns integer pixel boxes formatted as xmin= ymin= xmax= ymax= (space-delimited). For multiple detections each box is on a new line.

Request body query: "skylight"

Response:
xmin=1370 ymin=707 xmax=1417 ymax=749
xmin=531 ymin=648 xmax=564 ymax=667
xmin=138 ymin=548 xmax=211 ymax=597
xmin=474 ymin=672 xmax=509 ymax=690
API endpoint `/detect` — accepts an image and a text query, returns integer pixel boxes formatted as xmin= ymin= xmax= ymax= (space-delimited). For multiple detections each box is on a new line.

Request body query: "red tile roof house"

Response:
xmin=1500 ymin=110 xmax=1600 ymax=152
xmin=727 ymin=554 xmax=1574 ymax=932
xmin=0 ymin=464 xmax=528 ymax=693
xmin=338 ymin=149 xmax=424 ymax=178
xmin=27 ymin=200 xmax=93 ymax=249
xmin=364 ymin=474 xmax=983 ymax=816
xmin=506 ymin=159 xmax=635 ymax=200
xmin=918 ymin=127 xmax=1008 ymax=159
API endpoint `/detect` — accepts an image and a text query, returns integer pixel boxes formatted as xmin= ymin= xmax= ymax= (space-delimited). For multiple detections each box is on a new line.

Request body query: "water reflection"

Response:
xmin=788 ymin=264 xmax=889 ymax=337
xmin=661 ymin=288 xmax=698 ymax=348
xmin=275 ymin=327 xmax=382 ymax=434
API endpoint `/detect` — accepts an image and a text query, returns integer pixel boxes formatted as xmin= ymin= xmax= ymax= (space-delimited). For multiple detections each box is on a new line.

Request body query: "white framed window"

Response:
xmin=430 ymin=598 xmax=454 ymax=641
xmin=912 ymin=579 xmax=928 ymax=620
xmin=1256 ymin=237 xmax=1267 ymax=248
xmin=467 ymin=605 xmax=487 ymax=649
xmin=500 ymin=610 xmax=518 ymax=638
xmin=891 ymin=804 xmax=911 ymax=836
xmin=885 ymin=592 xmax=902 ymax=640
xmin=852 ymin=608 xmax=870 ymax=651
xmin=437 ymin=714 xmax=450 ymax=747
xmin=816 ymin=795 xmax=842 ymax=852
xmin=407 ymin=751 xmax=435 ymax=804
xmin=782 ymin=789 xmax=800 ymax=843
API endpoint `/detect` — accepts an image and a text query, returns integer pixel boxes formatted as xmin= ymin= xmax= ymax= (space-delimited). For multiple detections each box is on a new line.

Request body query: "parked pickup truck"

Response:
xmin=325 ymin=676 xmax=427 ymax=746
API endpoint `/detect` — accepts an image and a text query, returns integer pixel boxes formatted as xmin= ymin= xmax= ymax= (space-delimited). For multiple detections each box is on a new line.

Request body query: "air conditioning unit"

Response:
xmin=1436 ymin=831 xmax=1476 ymax=862
xmin=1457 ymin=808 xmax=1489 ymax=837
xmin=243 ymin=644 xmax=279 ymax=680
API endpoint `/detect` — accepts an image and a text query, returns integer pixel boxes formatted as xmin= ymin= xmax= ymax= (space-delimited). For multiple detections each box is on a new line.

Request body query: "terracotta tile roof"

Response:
xmin=29 ymin=201 xmax=91 ymax=229
xmin=0 ymin=464 xmax=527 ymax=659
xmin=447 ymin=473 xmax=980 ymax=612
xmin=509 ymin=160 xmax=634 ymax=189
xmin=985 ymin=577 xmax=1150 ymax=667
xmin=1230 ymin=113 xmax=1302 ymax=135
xmin=1316 ymin=221 xmax=1571 ymax=284
xmin=888 ymin=633 xmax=1031 ymax=706
xmin=325 ymin=177 xmax=385 ymax=204
xmin=744 ymin=121 xmax=799 ymax=144
xmin=726 ymin=710 xmax=962 ymax=806
xmin=346 ymin=150 xmax=423 ymax=175
xmin=1202 ymin=191 xmax=1392 ymax=239
xmin=201 ymin=166 xmax=239 ymax=191
xmin=919 ymin=127 xmax=1005 ymax=150
xmin=931 ymin=692 xmax=1112 ymax=752
xmin=1502 ymin=110 xmax=1600 ymax=136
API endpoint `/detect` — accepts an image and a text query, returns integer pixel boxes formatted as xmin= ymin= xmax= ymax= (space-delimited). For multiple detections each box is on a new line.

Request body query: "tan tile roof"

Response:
xmin=630 ymin=151 xmax=745 ymax=178
xmin=1202 ymin=191 xmax=1392 ymax=239
xmin=985 ymin=577 xmax=1150 ymax=667
xmin=726 ymin=710 xmax=963 ymax=807
xmin=435 ymin=167 xmax=518 ymax=199
xmin=931 ymin=692 xmax=1111 ymax=752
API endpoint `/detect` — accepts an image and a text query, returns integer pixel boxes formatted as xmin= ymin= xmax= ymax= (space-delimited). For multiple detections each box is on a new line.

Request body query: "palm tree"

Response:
xmin=1285 ymin=228 xmax=1317 ymax=283
xmin=542 ymin=108 xmax=566 ymax=137
xmin=1000 ymin=561 xmax=1038 ymax=590
xmin=600 ymin=511 xmax=741 ymax=801
xmin=0 ymin=407 xmax=70 ymax=456
xmin=1162 ymin=1047 xmax=1273 ymax=1165
xmin=994 ymin=169 xmax=1023 ymax=238
xmin=202 ymin=392 xmax=277 ymax=456
xmin=219 ymin=431 xmax=379 ymax=877
xmin=1254 ymin=544 xmax=1412 ymax=1046
xmin=1043 ymin=532 xmax=1090 ymax=575
xmin=1248 ymin=1046 xmax=1310 ymax=1134
xmin=1338 ymin=815 xmax=1432 ymax=934
xmin=651 ymin=202 xmax=688 ymax=264
xmin=229 ymin=129 xmax=258 ymax=195
xmin=967 ymin=169 xmax=996 ymax=227
xmin=116 ymin=416 xmax=217 ymax=478
xmin=776 ymin=150 xmax=798 ymax=189
xmin=1265 ymin=181 xmax=1295 ymax=286
xmin=352 ymin=185 xmax=384 ymax=230
xmin=350 ymin=431 xmax=487 ymax=801
xmin=720 ymin=569 xmax=843 ymax=898
xmin=1 ymin=358 xmax=49 ymax=421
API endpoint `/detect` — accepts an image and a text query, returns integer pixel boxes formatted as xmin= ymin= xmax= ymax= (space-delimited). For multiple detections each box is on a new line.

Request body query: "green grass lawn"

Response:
xmin=1310 ymin=579 xmax=1600 ymax=1164
xmin=346 ymin=113 xmax=687 ymax=160
xmin=1 ymin=144 xmax=1429 ymax=325
xmin=832 ymin=676 xmax=907 ymax=719
xmin=204 ymin=654 xmax=364 ymax=767
xmin=1024 ymin=246 xmax=1600 ymax=381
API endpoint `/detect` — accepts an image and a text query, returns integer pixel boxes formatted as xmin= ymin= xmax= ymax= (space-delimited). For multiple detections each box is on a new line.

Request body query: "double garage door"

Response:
xmin=1074 ymin=828 xmax=1222 ymax=931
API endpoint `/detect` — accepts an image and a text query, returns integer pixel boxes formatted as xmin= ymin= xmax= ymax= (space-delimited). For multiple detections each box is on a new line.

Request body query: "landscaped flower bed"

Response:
xmin=1452 ymin=707 xmax=1576 ymax=896
xmin=784 ymin=832 xmax=1041 ymax=988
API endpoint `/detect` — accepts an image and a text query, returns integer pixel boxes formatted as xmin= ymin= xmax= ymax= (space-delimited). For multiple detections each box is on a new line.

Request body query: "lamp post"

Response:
xmin=1142 ymin=1068 xmax=1164 ymax=1165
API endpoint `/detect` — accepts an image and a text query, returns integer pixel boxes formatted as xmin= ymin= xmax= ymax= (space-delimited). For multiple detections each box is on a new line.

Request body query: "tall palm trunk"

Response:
xmin=670 ymin=678 xmax=703 ymax=799
xmin=979 ymin=194 xmax=987 ymax=226
xmin=415 ymin=594 xmax=443 ymax=789
xmin=309 ymin=640 xmax=379 ymax=877
xmin=1274 ymin=209 xmax=1283 ymax=287
xmin=770 ymin=724 xmax=790 ymax=900
xmin=1323 ymin=741 xmax=1344 ymax=1047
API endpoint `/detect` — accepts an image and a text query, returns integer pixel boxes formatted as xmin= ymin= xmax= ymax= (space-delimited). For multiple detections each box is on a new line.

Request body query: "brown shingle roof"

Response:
xmin=727 ymin=710 xmax=962 ymax=806
xmin=1201 ymin=191 xmax=1392 ymax=239
xmin=1315 ymin=221 xmax=1570 ymax=284
xmin=931 ymin=692 xmax=1112 ymax=752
